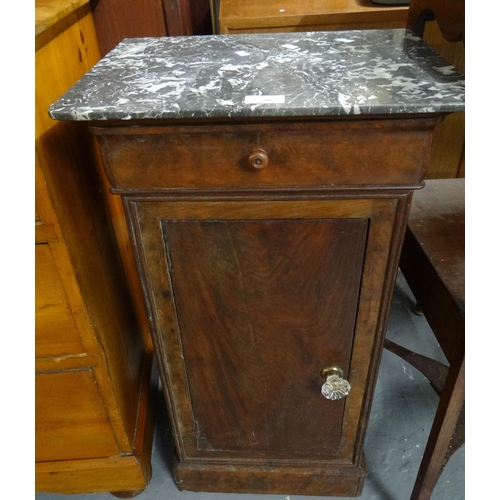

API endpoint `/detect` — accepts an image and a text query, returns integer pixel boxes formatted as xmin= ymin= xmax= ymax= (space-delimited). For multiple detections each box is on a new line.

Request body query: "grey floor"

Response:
xmin=35 ymin=272 xmax=465 ymax=500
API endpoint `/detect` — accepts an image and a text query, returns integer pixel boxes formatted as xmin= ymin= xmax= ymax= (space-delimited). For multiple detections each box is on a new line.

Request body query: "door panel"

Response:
xmin=162 ymin=218 xmax=368 ymax=458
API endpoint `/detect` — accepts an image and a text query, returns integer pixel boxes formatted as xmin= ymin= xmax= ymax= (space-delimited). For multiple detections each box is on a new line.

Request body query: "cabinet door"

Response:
xmin=163 ymin=218 xmax=366 ymax=457
xmin=128 ymin=197 xmax=400 ymax=462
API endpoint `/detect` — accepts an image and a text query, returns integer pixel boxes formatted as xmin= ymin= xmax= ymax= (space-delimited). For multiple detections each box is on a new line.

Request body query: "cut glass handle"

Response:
xmin=321 ymin=366 xmax=351 ymax=400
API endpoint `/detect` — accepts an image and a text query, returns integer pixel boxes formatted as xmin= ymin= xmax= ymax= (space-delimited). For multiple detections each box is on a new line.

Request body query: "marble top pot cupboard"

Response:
xmin=50 ymin=30 xmax=465 ymax=496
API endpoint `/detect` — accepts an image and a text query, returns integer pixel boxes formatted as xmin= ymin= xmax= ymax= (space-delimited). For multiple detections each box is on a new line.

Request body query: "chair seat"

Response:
xmin=399 ymin=178 xmax=464 ymax=361
xmin=389 ymin=177 xmax=464 ymax=500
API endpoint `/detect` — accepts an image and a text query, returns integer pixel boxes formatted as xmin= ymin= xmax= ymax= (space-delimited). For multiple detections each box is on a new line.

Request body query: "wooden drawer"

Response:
xmin=35 ymin=369 xmax=120 ymax=462
xmin=94 ymin=118 xmax=437 ymax=192
xmin=35 ymin=243 xmax=85 ymax=358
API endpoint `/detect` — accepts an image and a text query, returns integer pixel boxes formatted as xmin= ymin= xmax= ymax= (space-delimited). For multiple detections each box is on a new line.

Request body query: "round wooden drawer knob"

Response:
xmin=248 ymin=149 xmax=269 ymax=170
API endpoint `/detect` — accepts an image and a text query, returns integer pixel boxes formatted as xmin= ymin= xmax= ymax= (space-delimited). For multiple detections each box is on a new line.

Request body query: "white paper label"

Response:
xmin=244 ymin=95 xmax=285 ymax=104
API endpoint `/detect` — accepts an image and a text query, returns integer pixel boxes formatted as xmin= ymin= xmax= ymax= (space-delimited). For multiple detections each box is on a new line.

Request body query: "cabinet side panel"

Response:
xmin=163 ymin=218 xmax=367 ymax=458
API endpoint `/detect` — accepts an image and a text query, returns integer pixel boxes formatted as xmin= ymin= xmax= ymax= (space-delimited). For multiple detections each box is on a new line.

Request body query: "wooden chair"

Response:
xmin=387 ymin=178 xmax=464 ymax=500
xmin=406 ymin=0 xmax=464 ymax=41
xmin=384 ymin=3 xmax=465 ymax=499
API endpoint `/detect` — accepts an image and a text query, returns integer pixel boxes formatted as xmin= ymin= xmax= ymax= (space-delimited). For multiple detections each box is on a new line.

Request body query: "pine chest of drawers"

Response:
xmin=49 ymin=29 xmax=464 ymax=496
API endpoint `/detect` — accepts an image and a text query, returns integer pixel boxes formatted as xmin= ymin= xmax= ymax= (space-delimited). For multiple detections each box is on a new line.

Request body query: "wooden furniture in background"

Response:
xmin=35 ymin=0 xmax=156 ymax=495
xmin=90 ymin=0 xmax=213 ymax=56
xmin=218 ymin=0 xmax=464 ymax=180
xmin=389 ymin=178 xmax=465 ymax=500
xmin=218 ymin=0 xmax=409 ymax=34
xmin=406 ymin=0 xmax=465 ymax=179
xmin=386 ymin=6 xmax=465 ymax=499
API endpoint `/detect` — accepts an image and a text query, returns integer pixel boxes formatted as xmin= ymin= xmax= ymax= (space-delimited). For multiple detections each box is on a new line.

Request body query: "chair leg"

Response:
xmin=414 ymin=303 xmax=424 ymax=316
xmin=383 ymin=338 xmax=448 ymax=393
xmin=410 ymin=339 xmax=465 ymax=500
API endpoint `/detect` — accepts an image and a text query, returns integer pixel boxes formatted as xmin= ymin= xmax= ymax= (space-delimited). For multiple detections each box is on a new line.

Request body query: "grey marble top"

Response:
xmin=48 ymin=29 xmax=465 ymax=122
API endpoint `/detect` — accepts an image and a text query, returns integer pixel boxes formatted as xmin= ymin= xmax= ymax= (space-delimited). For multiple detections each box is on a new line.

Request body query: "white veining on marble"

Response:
xmin=49 ymin=29 xmax=465 ymax=121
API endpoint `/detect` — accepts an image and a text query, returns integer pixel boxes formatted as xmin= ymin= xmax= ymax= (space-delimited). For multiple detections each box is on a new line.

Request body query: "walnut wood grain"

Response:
xmin=173 ymin=457 xmax=366 ymax=495
xmin=94 ymin=119 xmax=437 ymax=192
xmin=164 ymin=218 xmax=367 ymax=457
xmin=115 ymin=193 xmax=409 ymax=493
xmin=91 ymin=105 xmax=442 ymax=493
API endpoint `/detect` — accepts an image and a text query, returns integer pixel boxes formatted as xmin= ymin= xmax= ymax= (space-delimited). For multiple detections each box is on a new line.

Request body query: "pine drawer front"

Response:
xmin=35 ymin=369 xmax=121 ymax=462
xmin=35 ymin=243 xmax=85 ymax=358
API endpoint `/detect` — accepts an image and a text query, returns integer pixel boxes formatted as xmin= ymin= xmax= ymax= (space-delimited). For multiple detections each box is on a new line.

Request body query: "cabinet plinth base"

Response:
xmin=173 ymin=456 xmax=366 ymax=496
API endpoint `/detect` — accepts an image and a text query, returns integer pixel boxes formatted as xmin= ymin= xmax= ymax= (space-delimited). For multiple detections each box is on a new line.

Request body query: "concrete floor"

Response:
xmin=35 ymin=272 xmax=465 ymax=500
